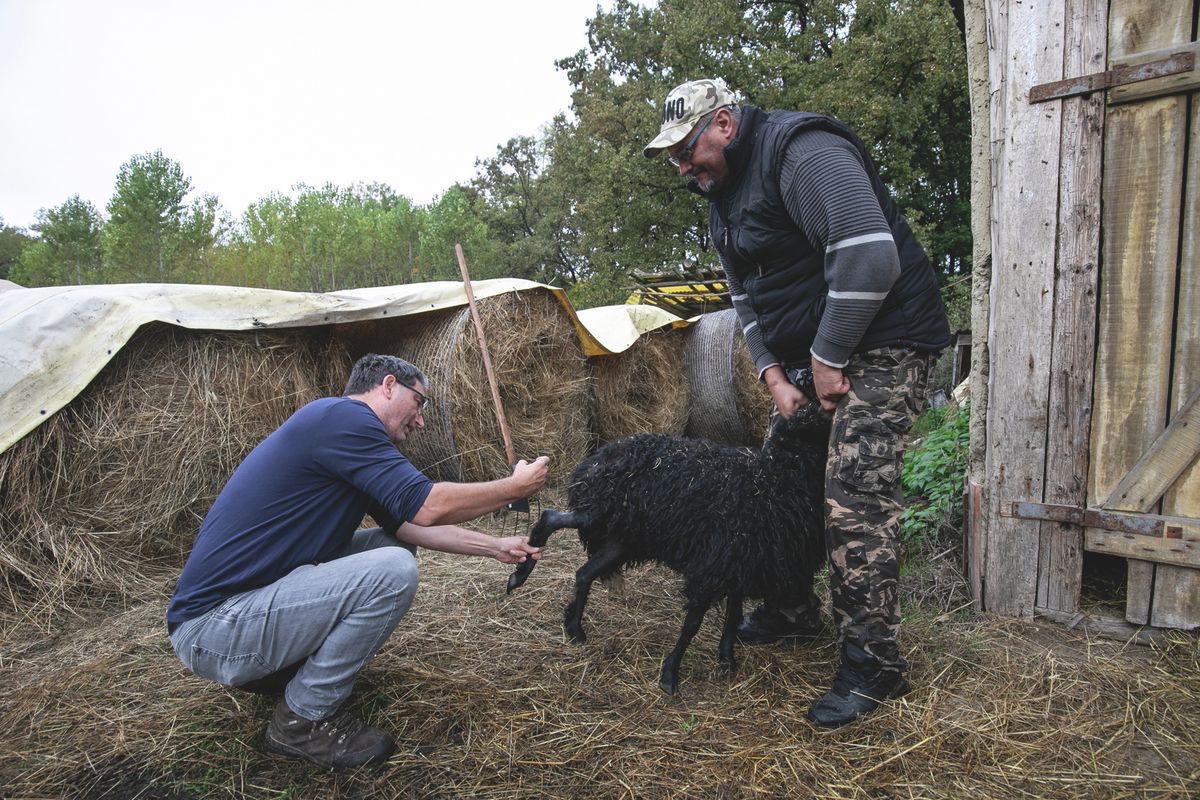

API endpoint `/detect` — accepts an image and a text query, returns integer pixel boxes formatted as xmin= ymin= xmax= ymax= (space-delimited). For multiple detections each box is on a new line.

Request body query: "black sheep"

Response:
xmin=507 ymin=393 xmax=831 ymax=695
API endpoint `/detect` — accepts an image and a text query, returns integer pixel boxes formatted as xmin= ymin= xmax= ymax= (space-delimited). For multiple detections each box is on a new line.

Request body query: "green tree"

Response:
xmin=470 ymin=0 xmax=969 ymax=307
xmin=11 ymin=197 xmax=104 ymax=286
xmin=417 ymin=185 xmax=494 ymax=281
xmin=467 ymin=126 xmax=586 ymax=286
xmin=0 ymin=218 xmax=34 ymax=282
xmin=104 ymin=150 xmax=192 ymax=281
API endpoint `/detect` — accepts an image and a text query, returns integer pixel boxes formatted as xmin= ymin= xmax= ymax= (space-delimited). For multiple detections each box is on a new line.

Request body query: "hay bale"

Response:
xmin=0 ymin=323 xmax=351 ymax=617
xmin=379 ymin=289 xmax=594 ymax=486
xmin=591 ymin=326 xmax=689 ymax=443
xmin=683 ymin=308 xmax=772 ymax=446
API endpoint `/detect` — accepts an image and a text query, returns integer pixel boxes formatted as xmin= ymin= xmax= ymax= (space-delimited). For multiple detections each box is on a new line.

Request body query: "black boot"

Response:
xmin=806 ymin=658 xmax=910 ymax=728
xmin=263 ymin=699 xmax=395 ymax=769
xmin=736 ymin=603 xmax=823 ymax=646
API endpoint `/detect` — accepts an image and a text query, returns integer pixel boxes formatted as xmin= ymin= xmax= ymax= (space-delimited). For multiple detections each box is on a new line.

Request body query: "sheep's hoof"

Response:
xmin=506 ymin=561 xmax=535 ymax=594
xmin=659 ymin=672 xmax=679 ymax=696
xmin=719 ymin=656 xmax=737 ymax=673
xmin=565 ymin=624 xmax=587 ymax=644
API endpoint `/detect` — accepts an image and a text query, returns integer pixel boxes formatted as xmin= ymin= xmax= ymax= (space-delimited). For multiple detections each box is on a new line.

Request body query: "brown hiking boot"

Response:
xmin=263 ymin=699 xmax=395 ymax=769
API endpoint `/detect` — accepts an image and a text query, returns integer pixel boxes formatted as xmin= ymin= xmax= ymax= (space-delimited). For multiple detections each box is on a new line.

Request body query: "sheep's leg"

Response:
xmin=718 ymin=592 xmax=743 ymax=673
xmin=659 ymin=601 xmax=710 ymax=696
xmin=506 ymin=509 xmax=581 ymax=594
xmin=563 ymin=541 xmax=624 ymax=644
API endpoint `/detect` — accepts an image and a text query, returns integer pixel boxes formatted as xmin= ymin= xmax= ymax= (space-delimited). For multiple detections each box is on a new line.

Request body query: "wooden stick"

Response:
xmin=455 ymin=244 xmax=517 ymax=467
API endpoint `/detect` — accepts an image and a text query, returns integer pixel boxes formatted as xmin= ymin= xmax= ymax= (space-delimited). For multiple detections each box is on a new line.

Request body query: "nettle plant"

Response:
xmin=900 ymin=403 xmax=969 ymax=544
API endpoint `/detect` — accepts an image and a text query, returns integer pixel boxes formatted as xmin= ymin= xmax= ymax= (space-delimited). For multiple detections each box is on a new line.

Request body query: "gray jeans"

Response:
xmin=169 ymin=527 xmax=418 ymax=720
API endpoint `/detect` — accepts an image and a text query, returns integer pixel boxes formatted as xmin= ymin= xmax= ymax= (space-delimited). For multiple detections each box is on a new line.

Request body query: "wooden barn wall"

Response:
xmin=1091 ymin=0 xmax=1199 ymax=627
xmin=982 ymin=0 xmax=1200 ymax=625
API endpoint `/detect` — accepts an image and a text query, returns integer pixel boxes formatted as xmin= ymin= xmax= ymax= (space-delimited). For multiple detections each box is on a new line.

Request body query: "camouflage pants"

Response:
xmin=770 ymin=347 xmax=931 ymax=671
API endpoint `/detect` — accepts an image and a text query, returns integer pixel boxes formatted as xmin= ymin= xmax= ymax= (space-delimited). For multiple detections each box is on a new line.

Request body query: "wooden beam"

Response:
xmin=1085 ymin=528 xmax=1200 ymax=569
xmin=1034 ymin=607 xmax=1168 ymax=646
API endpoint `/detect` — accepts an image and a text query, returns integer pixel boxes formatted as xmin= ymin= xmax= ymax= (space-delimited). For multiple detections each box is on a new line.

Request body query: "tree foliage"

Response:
xmin=0 ymin=218 xmax=34 ymax=282
xmin=12 ymin=197 xmax=104 ymax=286
xmin=6 ymin=1 xmax=969 ymax=307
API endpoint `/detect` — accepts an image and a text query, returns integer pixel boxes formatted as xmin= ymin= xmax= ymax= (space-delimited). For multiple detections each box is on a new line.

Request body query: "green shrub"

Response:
xmin=901 ymin=403 xmax=969 ymax=543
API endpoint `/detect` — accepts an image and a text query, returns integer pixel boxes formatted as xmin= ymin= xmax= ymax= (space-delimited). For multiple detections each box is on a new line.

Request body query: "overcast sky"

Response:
xmin=0 ymin=0 xmax=618 ymax=230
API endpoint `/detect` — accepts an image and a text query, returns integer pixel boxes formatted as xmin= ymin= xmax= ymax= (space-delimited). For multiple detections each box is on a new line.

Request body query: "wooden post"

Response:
xmin=982 ymin=0 xmax=1065 ymax=616
xmin=964 ymin=0 xmax=992 ymax=603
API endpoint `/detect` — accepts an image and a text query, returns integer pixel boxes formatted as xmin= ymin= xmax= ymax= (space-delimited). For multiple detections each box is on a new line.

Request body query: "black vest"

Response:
xmin=705 ymin=107 xmax=952 ymax=364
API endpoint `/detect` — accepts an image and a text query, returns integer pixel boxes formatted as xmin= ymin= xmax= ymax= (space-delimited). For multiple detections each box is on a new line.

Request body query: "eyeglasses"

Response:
xmin=399 ymin=382 xmax=429 ymax=410
xmin=667 ymin=112 xmax=715 ymax=167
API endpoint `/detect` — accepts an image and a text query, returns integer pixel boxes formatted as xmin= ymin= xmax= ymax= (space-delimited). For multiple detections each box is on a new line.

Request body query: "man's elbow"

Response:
xmin=412 ymin=484 xmax=458 ymax=526
xmin=411 ymin=503 xmax=446 ymax=527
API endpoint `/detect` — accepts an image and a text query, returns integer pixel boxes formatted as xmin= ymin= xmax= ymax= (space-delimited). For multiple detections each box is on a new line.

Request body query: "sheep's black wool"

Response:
xmin=508 ymin=396 xmax=831 ymax=695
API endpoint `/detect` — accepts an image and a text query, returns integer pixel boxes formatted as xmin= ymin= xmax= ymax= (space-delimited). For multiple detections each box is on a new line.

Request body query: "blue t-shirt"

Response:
xmin=167 ymin=397 xmax=433 ymax=624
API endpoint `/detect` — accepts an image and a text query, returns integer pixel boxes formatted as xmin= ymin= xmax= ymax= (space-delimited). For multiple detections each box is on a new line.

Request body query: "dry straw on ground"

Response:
xmin=0 ymin=527 xmax=1196 ymax=800
xmin=0 ymin=323 xmax=350 ymax=633
xmin=380 ymin=289 xmax=594 ymax=487
xmin=591 ymin=326 xmax=689 ymax=443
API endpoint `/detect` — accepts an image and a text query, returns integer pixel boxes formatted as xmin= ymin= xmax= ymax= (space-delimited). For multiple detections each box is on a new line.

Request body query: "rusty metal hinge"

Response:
xmin=1029 ymin=51 xmax=1194 ymax=103
xmin=1000 ymin=501 xmax=1187 ymax=539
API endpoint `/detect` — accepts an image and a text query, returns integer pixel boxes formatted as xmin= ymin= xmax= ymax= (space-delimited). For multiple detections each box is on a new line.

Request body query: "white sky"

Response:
xmin=0 ymin=0 xmax=616 ymax=230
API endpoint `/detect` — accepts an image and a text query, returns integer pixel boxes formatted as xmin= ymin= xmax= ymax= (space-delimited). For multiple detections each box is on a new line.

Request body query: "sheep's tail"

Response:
xmin=506 ymin=508 xmax=581 ymax=594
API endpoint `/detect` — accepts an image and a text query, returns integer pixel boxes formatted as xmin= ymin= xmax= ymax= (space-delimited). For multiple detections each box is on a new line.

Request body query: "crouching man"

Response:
xmin=167 ymin=353 xmax=548 ymax=769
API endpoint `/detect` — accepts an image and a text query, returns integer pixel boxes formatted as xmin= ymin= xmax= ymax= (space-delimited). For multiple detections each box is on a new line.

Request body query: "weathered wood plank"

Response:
xmin=1093 ymin=95 xmax=1186 ymax=624
xmin=1108 ymin=0 xmax=1193 ymax=60
xmin=1095 ymin=0 xmax=1194 ymax=626
xmin=1154 ymin=86 xmax=1200 ymax=630
xmin=1035 ymin=607 xmax=1167 ymax=647
xmin=1037 ymin=0 xmax=1106 ymax=614
xmin=1109 ymin=41 xmax=1200 ymax=104
xmin=1085 ymin=529 xmax=1200 ymax=570
xmin=982 ymin=0 xmax=1064 ymax=617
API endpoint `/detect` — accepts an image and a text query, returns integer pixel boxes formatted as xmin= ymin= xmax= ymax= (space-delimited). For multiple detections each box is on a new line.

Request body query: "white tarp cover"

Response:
xmin=0 ymin=281 xmax=688 ymax=455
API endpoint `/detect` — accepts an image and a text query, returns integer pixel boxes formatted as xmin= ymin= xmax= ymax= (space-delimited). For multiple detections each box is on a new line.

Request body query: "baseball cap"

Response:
xmin=643 ymin=78 xmax=736 ymax=159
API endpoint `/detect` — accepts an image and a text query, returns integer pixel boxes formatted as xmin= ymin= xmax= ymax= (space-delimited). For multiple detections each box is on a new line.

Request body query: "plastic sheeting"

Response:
xmin=0 ymin=280 xmax=686 ymax=455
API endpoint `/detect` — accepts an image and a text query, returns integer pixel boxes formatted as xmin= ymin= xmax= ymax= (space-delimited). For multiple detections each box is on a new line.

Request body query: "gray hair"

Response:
xmin=343 ymin=353 xmax=428 ymax=396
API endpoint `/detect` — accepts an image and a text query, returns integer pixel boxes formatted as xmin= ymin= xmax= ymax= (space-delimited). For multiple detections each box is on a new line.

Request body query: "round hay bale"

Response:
xmin=591 ymin=326 xmax=688 ymax=443
xmin=0 ymin=323 xmax=351 ymax=613
xmin=380 ymin=289 xmax=594 ymax=487
xmin=683 ymin=309 xmax=772 ymax=446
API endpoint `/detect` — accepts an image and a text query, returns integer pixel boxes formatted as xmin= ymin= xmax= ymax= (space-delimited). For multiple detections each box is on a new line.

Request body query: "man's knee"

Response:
xmin=366 ymin=546 xmax=419 ymax=597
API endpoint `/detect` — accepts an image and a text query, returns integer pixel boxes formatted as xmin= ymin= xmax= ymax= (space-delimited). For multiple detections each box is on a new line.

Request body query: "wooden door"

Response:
xmin=1089 ymin=0 xmax=1200 ymax=628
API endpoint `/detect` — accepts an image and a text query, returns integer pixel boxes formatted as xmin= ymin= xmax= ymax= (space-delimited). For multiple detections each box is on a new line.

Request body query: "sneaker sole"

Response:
xmin=263 ymin=731 xmax=395 ymax=769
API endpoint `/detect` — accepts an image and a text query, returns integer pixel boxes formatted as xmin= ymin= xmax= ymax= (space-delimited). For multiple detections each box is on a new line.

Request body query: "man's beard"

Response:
xmin=688 ymin=173 xmax=723 ymax=195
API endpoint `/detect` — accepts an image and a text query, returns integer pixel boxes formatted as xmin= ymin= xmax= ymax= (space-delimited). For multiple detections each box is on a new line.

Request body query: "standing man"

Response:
xmin=167 ymin=353 xmax=549 ymax=768
xmin=644 ymin=79 xmax=951 ymax=728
